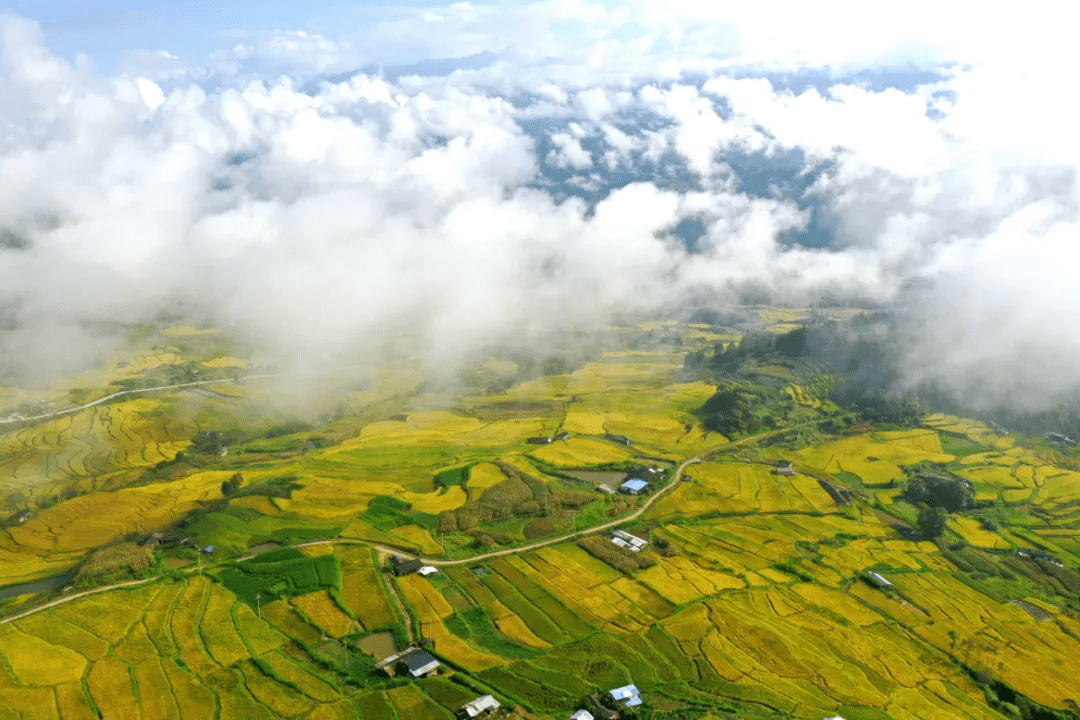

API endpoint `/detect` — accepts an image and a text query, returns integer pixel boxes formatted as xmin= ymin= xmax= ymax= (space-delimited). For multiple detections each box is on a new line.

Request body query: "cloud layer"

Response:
xmin=1 ymin=4 xmax=1079 ymax=409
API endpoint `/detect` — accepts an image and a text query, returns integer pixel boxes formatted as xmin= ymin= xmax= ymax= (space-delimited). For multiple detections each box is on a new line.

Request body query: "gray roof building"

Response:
xmin=399 ymin=650 xmax=440 ymax=678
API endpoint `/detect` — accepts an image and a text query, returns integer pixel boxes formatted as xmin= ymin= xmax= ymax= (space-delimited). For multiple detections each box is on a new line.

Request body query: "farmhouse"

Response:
xmin=865 ymin=571 xmax=892 ymax=588
xmin=570 ymin=712 xmax=594 ymax=720
xmin=527 ymin=436 xmax=553 ymax=445
xmin=7 ymin=509 xmax=32 ymax=526
xmin=612 ymin=530 xmax=648 ymax=552
xmin=619 ymin=479 xmax=649 ymax=495
xmin=609 ymin=684 xmax=642 ymax=708
xmin=597 ymin=484 xmax=616 ymax=495
xmin=775 ymin=460 xmax=795 ymax=476
xmin=141 ymin=532 xmax=163 ymax=549
xmin=605 ymin=434 xmax=631 ymax=446
xmin=458 ymin=694 xmax=500 ymax=718
xmin=391 ymin=557 xmax=424 ymax=576
xmin=397 ymin=649 xmax=440 ymax=678
xmin=555 ymin=431 xmax=571 ymax=441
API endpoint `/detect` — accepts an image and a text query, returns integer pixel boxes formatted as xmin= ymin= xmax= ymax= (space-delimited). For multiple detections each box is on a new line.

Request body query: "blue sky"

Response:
xmin=3 ymin=1 xmax=449 ymax=72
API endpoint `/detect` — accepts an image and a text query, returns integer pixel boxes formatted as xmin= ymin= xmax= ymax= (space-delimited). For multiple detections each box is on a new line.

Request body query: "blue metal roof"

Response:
xmin=620 ymin=479 xmax=649 ymax=491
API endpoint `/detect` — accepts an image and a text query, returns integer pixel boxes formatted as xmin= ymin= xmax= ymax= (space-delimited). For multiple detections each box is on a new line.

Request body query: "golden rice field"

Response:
xmin=400 ymin=485 xmax=468 ymax=514
xmin=562 ymin=409 xmax=608 ymax=435
xmin=649 ymin=461 xmax=838 ymax=520
xmin=465 ymin=462 xmax=508 ymax=492
xmin=291 ymin=590 xmax=356 ymax=637
xmin=0 ymin=397 xmax=196 ymax=500
xmin=794 ymin=431 xmax=956 ymax=486
xmin=336 ymin=546 xmax=398 ymax=631
xmin=527 ymin=436 xmax=639 ymax=467
xmin=5 ymin=326 xmax=1080 ymax=720
xmin=784 ymin=383 xmax=822 ymax=408
xmin=389 ymin=524 xmax=444 ymax=556
xmin=0 ymin=575 xmax=420 ymax=718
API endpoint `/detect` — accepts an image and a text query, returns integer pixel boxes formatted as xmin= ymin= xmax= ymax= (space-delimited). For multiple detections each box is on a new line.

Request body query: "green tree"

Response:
xmin=917 ymin=505 xmax=948 ymax=539
xmin=220 ymin=472 xmax=244 ymax=497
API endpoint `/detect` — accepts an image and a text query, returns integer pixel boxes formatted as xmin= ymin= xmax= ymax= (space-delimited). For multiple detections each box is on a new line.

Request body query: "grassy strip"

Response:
xmin=250 ymin=656 xmax=307 ymax=695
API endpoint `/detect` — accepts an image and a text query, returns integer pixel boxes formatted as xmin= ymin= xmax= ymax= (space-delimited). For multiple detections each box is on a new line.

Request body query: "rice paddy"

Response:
xmin=3 ymin=322 xmax=1080 ymax=719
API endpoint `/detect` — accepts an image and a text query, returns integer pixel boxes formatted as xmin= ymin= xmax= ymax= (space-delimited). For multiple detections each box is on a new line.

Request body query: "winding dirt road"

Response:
xmin=0 ymin=374 xmax=283 ymax=426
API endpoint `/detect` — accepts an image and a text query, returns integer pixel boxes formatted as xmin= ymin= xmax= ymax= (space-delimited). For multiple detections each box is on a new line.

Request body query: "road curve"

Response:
xmin=0 ymin=419 xmax=827 ymax=624
xmin=0 ymin=374 xmax=284 ymax=426
xmin=1 ymin=355 xmax=433 ymax=426
xmin=0 ymin=577 xmax=156 ymax=625
xmin=368 ymin=454 xmax=703 ymax=566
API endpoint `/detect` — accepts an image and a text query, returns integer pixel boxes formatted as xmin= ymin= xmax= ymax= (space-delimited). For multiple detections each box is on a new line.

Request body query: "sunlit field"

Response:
xmin=3 ymin=321 xmax=1080 ymax=719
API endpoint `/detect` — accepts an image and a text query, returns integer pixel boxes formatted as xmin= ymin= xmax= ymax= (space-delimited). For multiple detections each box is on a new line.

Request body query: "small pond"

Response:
xmin=0 ymin=572 xmax=72 ymax=601
xmin=563 ymin=470 xmax=627 ymax=485
xmin=357 ymin=631 xmax=398 ymax=660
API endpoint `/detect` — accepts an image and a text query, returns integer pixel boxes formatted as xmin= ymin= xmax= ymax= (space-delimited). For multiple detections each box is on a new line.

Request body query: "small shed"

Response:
xmin=597 ymin=484 xmax=616 ymax=495
xmin=570 ymin=711 xmax=594 ymax=720
xmin=865 ymin=571 xmax=891 ymax=588
xmin=609 ymin=684 xmax=641 ymax=707
xmin=613 ymin=530 xmax=648 ymax=551
xmin=605 ymin=434 xmax=631 ymax=446
xmin=419 ymin=566 xmax=439 ymax=576
xmin=458 ymin=695 xmax=500 ymax=718
xmin=398 ymin=650 xmax=440 ymax=678
xmin=392 ymin=557 xmax=424 ymax=576
xmin=526 ymin=436 xmax=553 ymax=445
xmin=619 ymin=479 xmax=649 ymax=495
xmin=8 ymin=509 xmax=32 ymax=525
xmin=555 ymin=431 xmax=570 ymax=441
xmin=775 ymin=460 xmax=795 ymax=476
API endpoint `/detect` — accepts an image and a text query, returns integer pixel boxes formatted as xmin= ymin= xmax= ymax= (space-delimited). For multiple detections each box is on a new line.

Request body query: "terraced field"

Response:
xmin=3 ymin=321 xmax=1080 ymax=719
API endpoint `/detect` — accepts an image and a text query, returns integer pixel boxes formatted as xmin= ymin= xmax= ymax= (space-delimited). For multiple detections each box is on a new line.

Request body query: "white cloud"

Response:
xmin=3 ymin=4 xmax=1080 ymax=412
xmin=548 ymin=130 xmax=592 ymax=169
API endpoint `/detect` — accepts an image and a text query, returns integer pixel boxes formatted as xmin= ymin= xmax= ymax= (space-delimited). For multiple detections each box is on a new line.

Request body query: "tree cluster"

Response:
xmin=220 ymin=472 xmax=244 ymax=497
xmin=903 ymin=474 xmax=973 ymax=513
xmin=917 ymin=505 xmax=948 ymax=540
